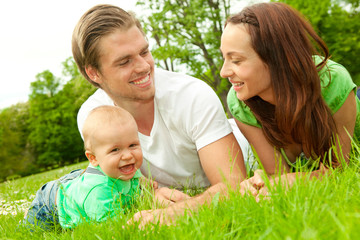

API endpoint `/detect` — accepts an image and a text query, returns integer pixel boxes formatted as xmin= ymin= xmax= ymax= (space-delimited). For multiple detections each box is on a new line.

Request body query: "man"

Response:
xmin=73 ymin=4 xmax=252 ymax=226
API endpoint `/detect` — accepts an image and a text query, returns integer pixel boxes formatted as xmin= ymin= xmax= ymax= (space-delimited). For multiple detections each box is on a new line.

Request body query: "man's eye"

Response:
xmin=119 ymin=60 xmax=130 ymax=66
xmin=141 ymin=50 xmax=149 ymax=56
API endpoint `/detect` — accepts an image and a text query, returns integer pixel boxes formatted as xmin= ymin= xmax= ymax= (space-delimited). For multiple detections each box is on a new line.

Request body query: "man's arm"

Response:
xmin=129 ymin=133 xmax=247 ymax=227
xmin=198 ymin=132 xmax=247 ymax=188
xmin=129 ymin=182 xmax=228 ymax=228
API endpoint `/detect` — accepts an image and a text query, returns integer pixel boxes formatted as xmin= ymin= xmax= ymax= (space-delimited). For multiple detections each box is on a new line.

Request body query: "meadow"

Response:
xmin=1 ymin=156 xmax=360 ymax=239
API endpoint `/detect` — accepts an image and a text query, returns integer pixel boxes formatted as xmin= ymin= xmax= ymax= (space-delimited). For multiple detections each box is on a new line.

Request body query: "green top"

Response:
xmin=56 ymin=164 xmax=142 ymax=229
xmin=227 ymin=56 xmax=360 ymax=144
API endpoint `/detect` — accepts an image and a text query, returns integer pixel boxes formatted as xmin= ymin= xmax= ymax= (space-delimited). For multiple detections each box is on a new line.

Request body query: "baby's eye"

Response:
xmin=111 ymin=148 xmax=120 ymax=152
xmin=129 ymin=144 xmax=138 ymax=148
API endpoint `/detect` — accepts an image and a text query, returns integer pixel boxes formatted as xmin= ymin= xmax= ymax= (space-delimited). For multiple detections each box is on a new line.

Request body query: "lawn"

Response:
xmin=1 ymin=157 xmax=360 ymax=239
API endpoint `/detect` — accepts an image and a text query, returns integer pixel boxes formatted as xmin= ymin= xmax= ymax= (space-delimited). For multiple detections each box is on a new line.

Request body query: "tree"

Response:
xmin=137 ymin=0 xmax=232 ymax=111
xmin=0 ymin=58 xmax=95 ymax=180
xmin=0 ymin=102 xmax=31 ymax=181
xmin=27 ymin=58 xmax=95 ymax=170
xmin=27 ymin=70 xmax=64 ymax=167
xmin=275 ymin=0 xmax=360 ymax=85
xmin=138 ymin=0 xmax=360 ymax=111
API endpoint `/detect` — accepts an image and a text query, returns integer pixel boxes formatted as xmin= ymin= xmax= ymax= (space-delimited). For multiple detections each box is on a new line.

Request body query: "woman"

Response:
xmin=220 ymin=2 xmax=360 ymax=196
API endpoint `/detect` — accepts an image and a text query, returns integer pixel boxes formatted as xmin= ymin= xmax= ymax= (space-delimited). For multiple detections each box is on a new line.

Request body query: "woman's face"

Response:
xmin=220 ymin=23 xmax=274 ymax=104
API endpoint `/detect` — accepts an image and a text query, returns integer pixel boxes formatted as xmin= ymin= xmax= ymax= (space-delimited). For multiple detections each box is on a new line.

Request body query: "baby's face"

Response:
xmin=91 ymin=120 xmax=143 ymax=181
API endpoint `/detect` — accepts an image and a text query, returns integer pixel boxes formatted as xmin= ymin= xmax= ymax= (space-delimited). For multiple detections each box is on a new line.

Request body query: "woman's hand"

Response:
xmin=255 ymin=172 xmax=298 ymax=201
xmin=239 ymin=169 xmax=296 ymax=201
xmin=239 ymin=169 xmax=266 ymax=196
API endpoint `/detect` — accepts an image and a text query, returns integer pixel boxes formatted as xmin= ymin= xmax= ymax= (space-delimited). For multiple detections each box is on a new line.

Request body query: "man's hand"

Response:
xmin=129 ymin=183 xmax=227 ymax=228
xmin=127 ymin=188 xmax=190 ymax=228
xmin=127 ymin=206 xmax=184 ymax=229
xmin=155 ymin=187 xmax=190 ymax=207
xmin=128 ymin=209 xmax=164 ymax=229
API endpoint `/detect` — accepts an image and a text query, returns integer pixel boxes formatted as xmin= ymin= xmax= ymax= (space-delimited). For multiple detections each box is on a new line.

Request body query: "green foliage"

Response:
xmin=0 ymin=58 xmax=96 ymax=181
xmin=137 ymin=0 xmax=232 ymax=110
xmin=0 ymin=103 xmax=30 ymax=181
xmin=275 ymin=0 xmax=360 ymax=85
xmin=27 ymin=58 xmax=95 ymax=169
xmin=137 ymin=0 xmax=360 ymax=110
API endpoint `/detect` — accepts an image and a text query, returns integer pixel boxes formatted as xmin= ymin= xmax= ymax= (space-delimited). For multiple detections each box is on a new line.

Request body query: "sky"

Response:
xmin=0 ymin=0 xmax=137 ymax=109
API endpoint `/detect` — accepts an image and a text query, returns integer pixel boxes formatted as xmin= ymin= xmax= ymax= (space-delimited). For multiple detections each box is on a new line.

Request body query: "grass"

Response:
xmin=1 ymin=158 xmax=360 ymax=239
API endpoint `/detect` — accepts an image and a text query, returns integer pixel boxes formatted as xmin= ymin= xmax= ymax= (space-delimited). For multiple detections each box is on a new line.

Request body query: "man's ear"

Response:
xmin=85 ymin=150 xmax=99 ymax=166
xmin=85 ymin=65 xmax=102 ymax=84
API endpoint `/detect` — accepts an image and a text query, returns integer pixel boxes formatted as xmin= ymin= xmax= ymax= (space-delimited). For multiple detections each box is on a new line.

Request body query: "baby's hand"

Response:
xmin=139 ymin=177 xmax=158 ymax=190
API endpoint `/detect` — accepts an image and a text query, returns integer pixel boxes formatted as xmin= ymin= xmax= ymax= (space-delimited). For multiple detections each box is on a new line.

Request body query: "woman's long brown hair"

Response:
xmin=227 ymin=2 xmax=337 ymax=164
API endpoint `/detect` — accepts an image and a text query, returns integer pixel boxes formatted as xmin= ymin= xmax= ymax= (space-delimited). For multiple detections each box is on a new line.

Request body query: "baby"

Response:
xmin=23 ymin=105 xmax=154 ymax=229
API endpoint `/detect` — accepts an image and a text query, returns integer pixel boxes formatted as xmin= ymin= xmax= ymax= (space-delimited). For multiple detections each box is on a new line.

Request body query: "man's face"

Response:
xmin=91 ymin=26 xmax=155 ymax=105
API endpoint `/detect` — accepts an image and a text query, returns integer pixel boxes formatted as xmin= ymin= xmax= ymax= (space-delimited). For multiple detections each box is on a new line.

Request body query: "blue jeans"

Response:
xmin=357 ymin=88 xmax=360 ymax=100
xmin=22 ymin=169 xmax=83 ymax=230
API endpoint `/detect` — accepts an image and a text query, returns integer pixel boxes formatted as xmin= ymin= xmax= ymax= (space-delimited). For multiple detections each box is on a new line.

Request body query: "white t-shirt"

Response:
xmin=77 ymin=68 xmax=252 ymax=188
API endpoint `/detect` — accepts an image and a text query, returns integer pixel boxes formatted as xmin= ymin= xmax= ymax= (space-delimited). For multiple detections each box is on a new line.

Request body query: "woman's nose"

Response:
xmin=220 ymin=61 xmax=232 ymax=79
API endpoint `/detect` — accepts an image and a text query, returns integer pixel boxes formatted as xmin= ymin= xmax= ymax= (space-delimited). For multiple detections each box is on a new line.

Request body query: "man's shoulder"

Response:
xmin=154 ymin=69 xmax=228 ymax=129
xmin=154 ymin=68 xmax=215 ymax=99
xmin=77 ymin=89 xmax=113 ymax=136
xmin=84 ymin=89 xmax=113 ymax=105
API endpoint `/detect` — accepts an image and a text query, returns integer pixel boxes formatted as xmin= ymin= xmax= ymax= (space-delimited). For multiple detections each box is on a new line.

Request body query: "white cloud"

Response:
xmin=0 ymin=0 xmax=137 ymax=109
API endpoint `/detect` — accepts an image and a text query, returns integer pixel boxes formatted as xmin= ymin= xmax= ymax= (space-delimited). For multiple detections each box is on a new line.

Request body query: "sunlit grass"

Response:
xmin=1 ymin=154 xmax=360 ymax=239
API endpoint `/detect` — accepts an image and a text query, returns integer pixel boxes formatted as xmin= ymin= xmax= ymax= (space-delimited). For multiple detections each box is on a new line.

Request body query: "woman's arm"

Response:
xmin=235 ymin=119 xmax=290 ymax=174
xmin=238 ymin=91 xmax=357 ymax=199
xmin=332 ymin=91 xmax=357 ymax=162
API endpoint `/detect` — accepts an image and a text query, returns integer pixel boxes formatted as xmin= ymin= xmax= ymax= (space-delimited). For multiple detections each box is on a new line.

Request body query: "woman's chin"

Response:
xmin=236 ymin=93 xmax=249 ymax=101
